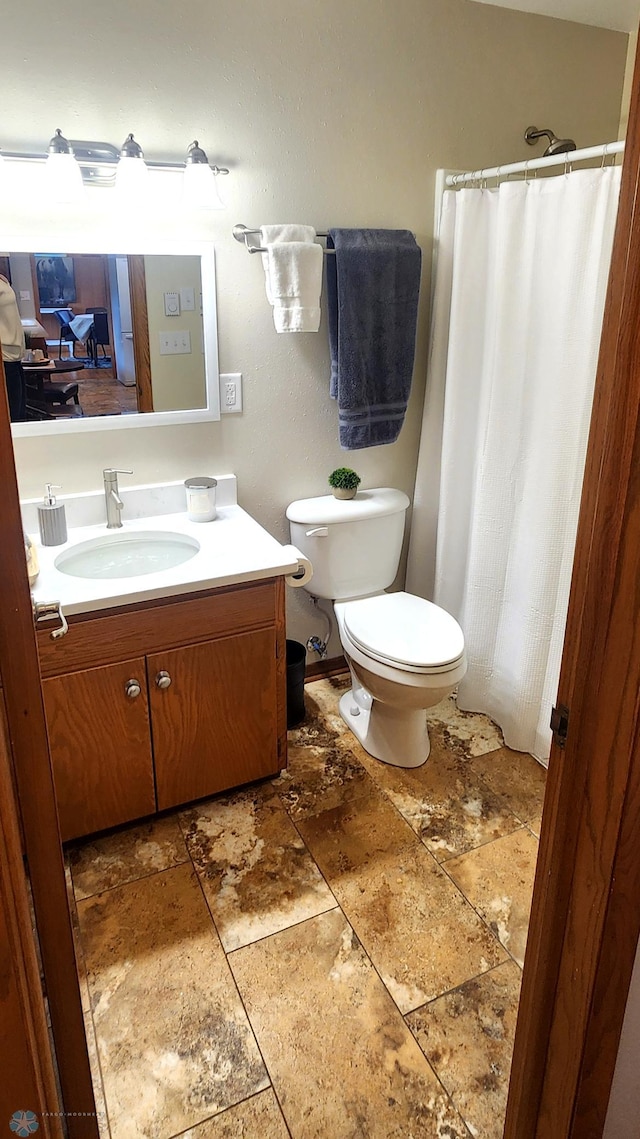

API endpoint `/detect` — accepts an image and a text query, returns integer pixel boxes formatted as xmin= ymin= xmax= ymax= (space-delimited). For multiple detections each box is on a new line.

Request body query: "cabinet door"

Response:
xmin=43 ymin=658 xmax=156 ymax=841
xmin=150 ymin=627 xmax=279 ymax=810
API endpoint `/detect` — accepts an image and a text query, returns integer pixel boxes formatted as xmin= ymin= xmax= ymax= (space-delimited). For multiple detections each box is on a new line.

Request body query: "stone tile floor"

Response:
xmin=65 ymin=676 xmax=546 ymax=1139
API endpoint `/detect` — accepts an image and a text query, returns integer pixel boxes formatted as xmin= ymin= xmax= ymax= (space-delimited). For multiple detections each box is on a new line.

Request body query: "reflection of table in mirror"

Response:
xmin=68 ymin=314 xmax=98 ymax=363
xmin=22 ymin=360 xmax=85 ymax=420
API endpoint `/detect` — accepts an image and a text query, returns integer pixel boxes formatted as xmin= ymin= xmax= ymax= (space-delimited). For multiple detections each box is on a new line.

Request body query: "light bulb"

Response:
xmin=45 ymin=129 xmax=84 ymax=203
xmin=115 ymin=134 xmax=149 ymax=202
xmin=183 ymin=141 xmax=225 ymax=210
xmin=183 ymin=163 xmax=225 ymax=210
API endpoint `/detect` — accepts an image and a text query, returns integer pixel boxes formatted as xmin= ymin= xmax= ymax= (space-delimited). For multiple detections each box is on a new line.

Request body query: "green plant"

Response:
xmin=328 ymin=467 xmax=361 ymax=491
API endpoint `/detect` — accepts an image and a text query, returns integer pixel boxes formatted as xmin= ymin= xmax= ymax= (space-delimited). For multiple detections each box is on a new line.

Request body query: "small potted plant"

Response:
xmin=328 ymin=467 xmax=361 ymax=500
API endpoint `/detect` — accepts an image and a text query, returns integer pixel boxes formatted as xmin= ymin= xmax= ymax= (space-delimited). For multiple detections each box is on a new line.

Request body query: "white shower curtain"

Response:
xmin=407 ymin=167 xmax=621 ymax=761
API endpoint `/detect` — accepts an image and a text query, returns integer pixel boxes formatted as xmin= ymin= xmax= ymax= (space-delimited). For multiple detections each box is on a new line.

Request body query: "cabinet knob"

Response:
xmin=125 ymin=679 xmax=142 ymax=699
xmin=155 ymin=671 xmax=172 ymax=690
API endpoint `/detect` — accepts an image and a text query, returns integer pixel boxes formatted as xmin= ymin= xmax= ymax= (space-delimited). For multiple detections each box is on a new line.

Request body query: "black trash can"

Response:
xmin=286 ymin=639 xmax=307 ymax=728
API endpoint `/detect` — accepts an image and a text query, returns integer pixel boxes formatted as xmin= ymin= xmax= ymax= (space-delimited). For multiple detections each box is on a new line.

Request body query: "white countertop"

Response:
xmin=24 ymin=478 xmax=301 ymax=617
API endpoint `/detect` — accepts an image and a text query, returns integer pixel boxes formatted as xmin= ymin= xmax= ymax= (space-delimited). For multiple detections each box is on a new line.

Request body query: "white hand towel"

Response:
xmin=260 ymin=224 xmax=316 ymax=304
xmin=267 ymin=241 xmax=323 ymax=333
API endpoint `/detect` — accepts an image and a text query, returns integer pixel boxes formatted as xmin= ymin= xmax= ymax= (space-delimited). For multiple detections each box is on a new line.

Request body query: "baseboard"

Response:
xmin=305 ymin=655 xmax=348 ymax=682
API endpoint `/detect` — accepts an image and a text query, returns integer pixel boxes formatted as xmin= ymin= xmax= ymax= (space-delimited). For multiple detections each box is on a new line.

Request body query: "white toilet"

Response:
xmin=287 ymin=487 xmax=467 ymax=769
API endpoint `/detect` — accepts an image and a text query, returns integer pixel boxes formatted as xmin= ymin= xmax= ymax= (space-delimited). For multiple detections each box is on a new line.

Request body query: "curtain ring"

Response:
xmin=524 ymin=159 xmax=530 ymax=184
xmin=601 ymin=143 xmax=609 ymax=169
xmin=495 ymin=165 xmax=501 ymax=188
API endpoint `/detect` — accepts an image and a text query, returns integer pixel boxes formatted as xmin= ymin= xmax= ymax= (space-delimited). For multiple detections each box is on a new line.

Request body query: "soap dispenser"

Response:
xmin=37 ymin=484 xmax=67 ymax=547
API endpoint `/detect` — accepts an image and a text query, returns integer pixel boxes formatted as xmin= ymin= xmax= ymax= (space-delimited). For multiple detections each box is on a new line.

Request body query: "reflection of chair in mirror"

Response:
xmin=25 ymin=381 xmax=83 ymax=417
xmin=24 ymin=359 xmax=84 ymax=418
xmin=85 ymin=308 xmax=110 ymax=366
xmin=53 ymin=309 xmax=78 ymax=359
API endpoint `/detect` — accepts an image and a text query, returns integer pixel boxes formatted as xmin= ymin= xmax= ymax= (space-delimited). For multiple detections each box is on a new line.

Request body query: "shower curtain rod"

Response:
xmin=445 ymin=139 xmax=625 ymax=187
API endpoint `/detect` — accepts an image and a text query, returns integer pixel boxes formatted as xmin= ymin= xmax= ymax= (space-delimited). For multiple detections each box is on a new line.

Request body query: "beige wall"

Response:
xmin=144 ymin=256 xmax=206 ymax=412
xmin=3 ymin=0 xmax=627 ymax=653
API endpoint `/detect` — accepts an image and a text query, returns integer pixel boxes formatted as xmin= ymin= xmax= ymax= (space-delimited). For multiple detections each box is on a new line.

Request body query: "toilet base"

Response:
xmin=339 ymin=689 xmax=431 ymax=769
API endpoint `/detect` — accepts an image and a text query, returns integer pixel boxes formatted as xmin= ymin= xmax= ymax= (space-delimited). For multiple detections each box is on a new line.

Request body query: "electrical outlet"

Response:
xmin=220 ymin=372 xmax=243 ymax=414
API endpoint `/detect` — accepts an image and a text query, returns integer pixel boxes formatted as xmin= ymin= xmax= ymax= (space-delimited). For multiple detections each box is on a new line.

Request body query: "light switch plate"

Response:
xmin=159 ymin=330 xmax=192 ymax=355
xmin=220 ymin=372 xmax=243 ymax=414
xmin=164 ymin=291 xmax=180 ymax=317
xmin=180 ymin=286 xmax=195 ymax=311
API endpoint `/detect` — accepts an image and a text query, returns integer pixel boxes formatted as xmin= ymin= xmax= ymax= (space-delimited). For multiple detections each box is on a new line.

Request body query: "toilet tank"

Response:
xmin=286 ymin=488 xmax=410 ymax=600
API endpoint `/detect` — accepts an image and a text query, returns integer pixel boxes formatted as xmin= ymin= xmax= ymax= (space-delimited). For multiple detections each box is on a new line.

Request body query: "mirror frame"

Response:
xmin=6 ymin=235 xmax=219 ymax=438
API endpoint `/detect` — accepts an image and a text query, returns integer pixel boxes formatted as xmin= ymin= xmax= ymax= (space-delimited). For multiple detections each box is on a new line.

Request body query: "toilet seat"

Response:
xmin=342 ymin=592 xmax=465 ymax=675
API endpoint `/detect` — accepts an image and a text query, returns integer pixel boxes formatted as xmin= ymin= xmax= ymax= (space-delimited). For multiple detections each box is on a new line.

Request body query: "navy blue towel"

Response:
xmin=326 ymin=228 xmax=421 ymax=450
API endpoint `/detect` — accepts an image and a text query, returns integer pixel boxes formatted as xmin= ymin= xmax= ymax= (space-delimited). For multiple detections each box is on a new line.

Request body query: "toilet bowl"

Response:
xmin=335 ymin=592 xmax=467 ymax=767
xmin=286 ymin=488 xmax=467 ymax=769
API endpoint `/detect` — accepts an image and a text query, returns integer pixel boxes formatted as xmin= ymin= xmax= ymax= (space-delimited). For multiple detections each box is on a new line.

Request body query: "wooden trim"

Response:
xmin=571 ymin=707 xmax=640 ymax=1134
xmin=305 ymin=654 xmax=348 ymax=681
xmin=275 ymin=577 xmax=288 ymax=768
xmin=37 ymin=579 xmax=278 ymax=677
xmin=0 ymin=360 xmax=98 ymax=1137
xmin=128 ymin=255 xmax=153 ymax=413
xmin=0 ymin=696 xmax=63 ymax=1138
xmin=504 ymin=33 xmax=640 ymax=1139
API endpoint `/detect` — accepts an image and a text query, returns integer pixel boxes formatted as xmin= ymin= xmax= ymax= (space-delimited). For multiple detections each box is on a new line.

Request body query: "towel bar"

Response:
xmin=233 ymin=223 xmax=336 ymax=255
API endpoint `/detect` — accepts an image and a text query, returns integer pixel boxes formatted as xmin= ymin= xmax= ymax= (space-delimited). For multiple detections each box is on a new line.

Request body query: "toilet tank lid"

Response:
xmin=286 ymin=488 xmax=410 ymax=525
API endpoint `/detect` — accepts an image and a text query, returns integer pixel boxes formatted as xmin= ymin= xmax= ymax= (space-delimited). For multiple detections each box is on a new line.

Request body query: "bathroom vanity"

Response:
xmin=26 ymin=478 xmax=299 ymax=841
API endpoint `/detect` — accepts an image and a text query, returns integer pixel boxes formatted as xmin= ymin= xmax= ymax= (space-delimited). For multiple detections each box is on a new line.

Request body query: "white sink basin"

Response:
xmin=54 ymin=531 xmax=201 ymax=580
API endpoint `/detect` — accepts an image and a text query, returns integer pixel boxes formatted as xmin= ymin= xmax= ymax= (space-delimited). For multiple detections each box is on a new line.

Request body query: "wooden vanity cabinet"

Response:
xmin=37 ymin=578 xmax=287 ymax=841
xmin=149 ymin=626 xmax=279 ymax=810
xmin=43 ymin=658 xmax=155 ymax=841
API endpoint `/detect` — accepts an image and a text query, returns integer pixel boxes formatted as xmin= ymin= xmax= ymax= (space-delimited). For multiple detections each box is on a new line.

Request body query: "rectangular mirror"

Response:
xmin=3 ymin=237 xmax=218 ymax=437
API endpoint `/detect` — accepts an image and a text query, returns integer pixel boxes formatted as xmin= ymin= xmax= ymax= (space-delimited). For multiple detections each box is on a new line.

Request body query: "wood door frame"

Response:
xmin=0 ymin=696 xmax=64 ymax=1139
xmin=504 ymin=32 xmax=640 ymax=1139
xmin=0 ymin=363 xmax=98 ymax=1136
xmin=128 ymin=255 xmax=154 ymax=412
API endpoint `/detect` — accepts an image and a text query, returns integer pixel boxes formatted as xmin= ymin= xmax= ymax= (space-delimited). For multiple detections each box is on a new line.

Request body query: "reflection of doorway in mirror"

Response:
xmin=9 ymin=251 xmax=137 ymax=421
xmin=108 ymin=256 xmax=138 ymax=392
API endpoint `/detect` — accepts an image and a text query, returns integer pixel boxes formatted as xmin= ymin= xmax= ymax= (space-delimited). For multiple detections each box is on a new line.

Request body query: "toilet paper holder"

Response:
xmin=282 ymin=544 xmax=314 ymax=589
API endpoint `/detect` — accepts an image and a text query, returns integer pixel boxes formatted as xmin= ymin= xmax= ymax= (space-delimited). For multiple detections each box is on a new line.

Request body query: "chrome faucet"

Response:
xmin=103 ymin=468 xmax=133 ymax=529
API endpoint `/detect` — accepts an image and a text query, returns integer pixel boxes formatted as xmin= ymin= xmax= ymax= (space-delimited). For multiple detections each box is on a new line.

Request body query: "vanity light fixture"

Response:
xmin=2 ymin=130 xmax=230 ymax=207
xmin=45 ymin=129 xmax=84 ymax=203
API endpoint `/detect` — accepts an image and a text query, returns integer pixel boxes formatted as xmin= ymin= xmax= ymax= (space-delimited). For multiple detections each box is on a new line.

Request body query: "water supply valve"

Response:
xmin=306 ymin=635 xmax=328 ymax=660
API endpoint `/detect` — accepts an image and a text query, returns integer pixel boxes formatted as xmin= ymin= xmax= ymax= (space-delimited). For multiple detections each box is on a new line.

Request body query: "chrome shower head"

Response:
xmin=524 ymin=125 xmax=577 ymax=157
